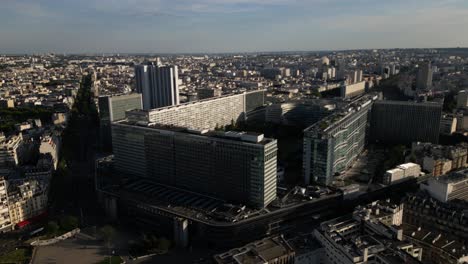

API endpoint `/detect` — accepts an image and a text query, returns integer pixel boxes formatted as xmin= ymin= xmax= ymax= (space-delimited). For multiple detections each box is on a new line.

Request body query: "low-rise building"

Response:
xmin=0 ymin=99 xmax=15 ymax=108
xmin=420 ymin=168 xmax=468 ymax=202
xmin=0 ymin=133 xmax=24 ymax=168
xmin=411 ymin=142 xmax=467 ymax=172
xmin=197 ymin=87 xmax=222 ymax=99
xmin=403 ymin=224 xmax=468 ymax=264
xmin=403 ymin=193 xmax=468 ymax=245
xmin=0 ymin=177 xmax=12 ymax=232
xmin=314 ymin=200 xmax=422 ymax=264
xmin=287 ymin=233 xmax=324 ymax=264
xmin=7 ymin=178 xmax=48 ymax=227
xmin=214 ymin=235 xmax=295 ymax=264
xmin=383 ymin=163 xmax=421 ymax=185
xmin=39 ymin=133 xmax=61 ymax=170
xmin=423 ymin=157 xmax=452 ymax=176
xmin=440 ymin=114 xmax=457 ymax=135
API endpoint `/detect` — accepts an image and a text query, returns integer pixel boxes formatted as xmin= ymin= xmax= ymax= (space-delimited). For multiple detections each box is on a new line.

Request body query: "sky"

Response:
xmin=1 ymin=0 xmax=468 ymax=54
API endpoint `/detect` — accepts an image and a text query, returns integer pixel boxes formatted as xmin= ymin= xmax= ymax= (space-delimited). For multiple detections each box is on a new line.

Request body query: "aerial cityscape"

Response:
xmin=1 ymin=1 xmax=468 ymax=264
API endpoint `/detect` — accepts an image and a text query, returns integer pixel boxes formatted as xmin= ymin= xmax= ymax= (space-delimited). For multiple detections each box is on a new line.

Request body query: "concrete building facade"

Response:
xmin=420 ymin=169 xmax=468 ymax=202
xmin=126 ymin=90 xmax=265 ymax=131
xmin=98 ymin=93 xmax=143 ymax=150
xmin=371 ymin=101 xmax=442 ymax=144
xmin=0 ymin=133 xmax=23 ymax=168
xmin=112 ymin=122 xmax=277 ymax=208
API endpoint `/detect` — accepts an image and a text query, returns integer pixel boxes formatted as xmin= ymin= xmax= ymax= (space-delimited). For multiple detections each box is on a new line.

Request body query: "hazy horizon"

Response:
xmin=2 ymin=0 xmax=468 ymax=54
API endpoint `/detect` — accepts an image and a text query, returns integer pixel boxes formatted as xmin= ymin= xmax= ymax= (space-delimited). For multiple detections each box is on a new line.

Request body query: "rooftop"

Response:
xmin=214 ymin=235 xmax=294 ymax=264
xmin=403 ymin=224 xmax=468 ymax=260
xmin=433 ymin=169 xmax=468 ymax=184
xmin=98 ymin=171 xmax=340 ymax=226
xmin=304 ymin=93 xmax=378 ymax=134
xmin=114 ymin=120 xmax=274 ymax=145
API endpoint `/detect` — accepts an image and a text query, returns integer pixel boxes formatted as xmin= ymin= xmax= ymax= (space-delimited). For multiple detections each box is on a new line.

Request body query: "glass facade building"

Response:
xmin=112 ymin=122 xmax=277 ymax=208
xmin=303 ymin=95 xmax=377 ymax=185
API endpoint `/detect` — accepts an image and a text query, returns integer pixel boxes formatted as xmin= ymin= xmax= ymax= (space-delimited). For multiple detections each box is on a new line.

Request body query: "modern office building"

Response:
xmin=197 ymin=88 xmax=222 ymax=100
xmin=457 ymin=90 xmax=468 ymax=109
xmin=98 ymin=93 xmax=142 ymax=150
xmin=303 ymin=94 xmax=377 ymax=185
xmin=416 ymin=62 xmax=433 ymax=90
xmin=112 ymin=122 xmax=277 ymax=208
xmin=135 ymin=63 xmax=179 ymax=110
xmin=440 ymin=114 xmax=457 ymax=135
xmin=340 ymin=81 xmax=366 ymax=98
xmin=265 ymin=100 xmax=335 ymax=127
xmin=97 ymin=162 xmax=342 ymax=247
xmin=420 ymin=168 xmax=468 ymax=202
xmin=371 ymin=101 xmax=442 ymax=144
xmin=125 ymin=90 xmax=265 ymax=131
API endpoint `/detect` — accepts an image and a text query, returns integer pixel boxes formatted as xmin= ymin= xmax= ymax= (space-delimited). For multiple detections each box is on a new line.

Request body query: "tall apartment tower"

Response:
xmin=416 ymin=62 xmax=433 ymax=90
xmin=135 ymin=63 xmax=180 ymax=110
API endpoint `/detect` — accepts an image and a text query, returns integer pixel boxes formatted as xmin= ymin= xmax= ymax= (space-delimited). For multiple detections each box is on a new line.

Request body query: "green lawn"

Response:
xmin=0 ymin=248 xmax=32 ymax=264
xmin=96 ymin=256 xmax=123 ymax=264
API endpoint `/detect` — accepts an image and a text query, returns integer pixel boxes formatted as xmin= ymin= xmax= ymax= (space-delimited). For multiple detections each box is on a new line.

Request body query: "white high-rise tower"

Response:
xmin=135 ymin=63 xmax=180 ymax=110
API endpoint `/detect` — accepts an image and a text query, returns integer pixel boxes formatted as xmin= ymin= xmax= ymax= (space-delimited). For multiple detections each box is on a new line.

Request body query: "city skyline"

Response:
xmin=2 ymin=0 xmax=468 ymax=54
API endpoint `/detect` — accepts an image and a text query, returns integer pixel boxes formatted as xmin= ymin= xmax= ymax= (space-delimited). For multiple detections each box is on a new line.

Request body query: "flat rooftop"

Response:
xmin=214 ymin=236 xmax=293 ymax=264
xmin=304 ymin=93 xmax=378 ymax=134
xmin=129 ymin=89 xmax=265 ymax=113
xmin=98 ymin=176 xmax=340 ymax=226
xmin=374 ymin=100 xmax=443 ymax=107
xmin=426 ymin=168 xmax=468 ymax=185
xmin=114 ymin=120 xmax=275 ymax=145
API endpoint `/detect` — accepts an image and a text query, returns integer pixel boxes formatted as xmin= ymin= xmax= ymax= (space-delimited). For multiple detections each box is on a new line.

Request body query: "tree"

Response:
xmin=99 ymin=225 xmax=116 ymax=245
xmin=100 ymin=225 xmax=117 ymax=264
xmin=59 ymin=215 xmax=79 ymax=231
xmin=46 ymin=221 xmax=60 ymax=235
xmin=157 ymin=237 xmax=171 ymax=252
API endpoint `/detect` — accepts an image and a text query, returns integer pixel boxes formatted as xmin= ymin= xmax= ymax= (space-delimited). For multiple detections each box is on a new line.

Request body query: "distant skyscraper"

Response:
xmin=390 ymin=64 xmax=397 ymax=75
xmin=416 ymin=62 xmax=433 ymax=90
xmin=457 ymin=90 xmax=468 ymax=109
xmin=135 ymin=63 xmax=180 ymax=110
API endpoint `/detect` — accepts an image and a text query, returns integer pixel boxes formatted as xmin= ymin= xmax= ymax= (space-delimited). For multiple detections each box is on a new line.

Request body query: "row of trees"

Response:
xmin=45 ymin=215 xmax=79 ymax=237
xmin=0 ymin=107 xmax=54 ymax=135
xmin=129 ymin=234 xmax=171 ymax=256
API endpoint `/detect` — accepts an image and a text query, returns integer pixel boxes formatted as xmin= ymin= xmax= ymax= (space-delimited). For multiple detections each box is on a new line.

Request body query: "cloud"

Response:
xmin=1 ymin=1 xmax=55 ymax=18
xmin=1 ymin=0 xmax=468 ymax=53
